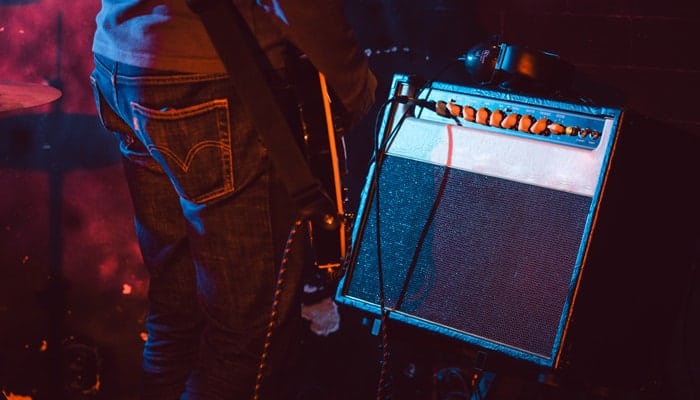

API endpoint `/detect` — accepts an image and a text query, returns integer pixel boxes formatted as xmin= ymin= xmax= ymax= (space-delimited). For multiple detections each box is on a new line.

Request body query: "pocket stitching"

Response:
xmin=130 ymin=99 xmax=235 ymax=204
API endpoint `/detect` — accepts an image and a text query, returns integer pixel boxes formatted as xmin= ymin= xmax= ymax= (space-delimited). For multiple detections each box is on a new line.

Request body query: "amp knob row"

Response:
xmin=439 ymin=100 xmax=600 ymax=140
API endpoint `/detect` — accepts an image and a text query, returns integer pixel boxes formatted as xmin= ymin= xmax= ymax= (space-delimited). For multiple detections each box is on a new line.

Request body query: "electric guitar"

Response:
xmin=286 ymin=53 xmax=350 ymax=272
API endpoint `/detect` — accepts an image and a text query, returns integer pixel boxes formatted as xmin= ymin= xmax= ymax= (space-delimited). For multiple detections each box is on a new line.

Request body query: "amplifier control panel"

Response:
xmin=411 ymin=85 xmax=611 ymax=151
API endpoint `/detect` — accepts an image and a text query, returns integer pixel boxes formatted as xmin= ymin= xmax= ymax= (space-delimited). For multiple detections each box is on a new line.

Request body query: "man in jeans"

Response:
xmin=89 ymin=0 xmax=376 ymax=398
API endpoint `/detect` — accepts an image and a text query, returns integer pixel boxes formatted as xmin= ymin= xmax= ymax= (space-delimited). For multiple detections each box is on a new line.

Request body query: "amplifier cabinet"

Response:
xmin=336 ymin=74 xmax=626 ymax=368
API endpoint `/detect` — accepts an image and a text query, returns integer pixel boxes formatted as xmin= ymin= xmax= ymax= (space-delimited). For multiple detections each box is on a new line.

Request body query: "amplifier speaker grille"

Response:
xmin=344 ymin=155 xmax=592 ymax=361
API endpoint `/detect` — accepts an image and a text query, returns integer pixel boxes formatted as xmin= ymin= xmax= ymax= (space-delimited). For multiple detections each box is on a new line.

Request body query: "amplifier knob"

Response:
xmin=518 ymin=115 xmax=534 ymax=133
xmin=530 ymin=118 xmax=550 ymax=135
xmin=501 ymin=113 xmax=519 ymax=129
xmin=490 ymin=110 xmax=505 ymax=127
xmin=579 ymin=128 xmax=591 ymax=138
xmin=590 ymin=130 xmax=601 ymax=139
xmin=476 ymin=107 xmax=490 ymax=125
xmin=446 ymin=101 xmax=461 ymax=117
xmin=462 ymin=105 xmax=476 ymax=122
xmin=565 ymin=126 xmax=579 ymax=136
xmin=548 ymin=122 xmax=566 ymax=135
xmin=435 ymin=100 xmax=449 ymax=117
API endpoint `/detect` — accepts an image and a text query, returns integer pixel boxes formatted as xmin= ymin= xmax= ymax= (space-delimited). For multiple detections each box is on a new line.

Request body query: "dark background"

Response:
xmin=1 ymin=0 xmax=698 ymax=399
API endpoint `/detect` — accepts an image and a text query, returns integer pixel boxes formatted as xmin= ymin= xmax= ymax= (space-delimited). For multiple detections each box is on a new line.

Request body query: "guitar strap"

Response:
xmin=186 ymin=0 xmax=338 ymax=226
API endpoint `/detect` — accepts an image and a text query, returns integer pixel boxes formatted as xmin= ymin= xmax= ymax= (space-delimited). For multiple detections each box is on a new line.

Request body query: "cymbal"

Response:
xmin=0 ymin=82 xmax=62 ymax=113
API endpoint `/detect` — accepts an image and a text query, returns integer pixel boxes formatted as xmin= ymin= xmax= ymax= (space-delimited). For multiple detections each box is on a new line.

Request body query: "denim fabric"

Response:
xmin=90 ymin=54 xmax=305 ymax=400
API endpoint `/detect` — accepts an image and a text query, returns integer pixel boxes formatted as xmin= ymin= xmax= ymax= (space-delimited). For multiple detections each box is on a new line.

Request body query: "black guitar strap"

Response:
xmin=187 ymin=0 xmax=337 ymax=226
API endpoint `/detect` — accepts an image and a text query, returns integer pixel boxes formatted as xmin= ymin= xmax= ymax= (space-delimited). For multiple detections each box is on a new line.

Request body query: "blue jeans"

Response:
xmin=90 ymin=54 xmax=305 ymax=400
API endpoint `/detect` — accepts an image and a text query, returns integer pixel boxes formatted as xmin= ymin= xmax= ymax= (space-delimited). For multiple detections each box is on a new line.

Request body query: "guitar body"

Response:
xmin=286 ymin=52 xmax=349 ymax=271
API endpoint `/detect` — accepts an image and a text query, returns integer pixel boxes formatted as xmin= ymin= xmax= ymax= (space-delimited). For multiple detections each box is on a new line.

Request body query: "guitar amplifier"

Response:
xmin=336 ymin=74 xmax=697 ymax=372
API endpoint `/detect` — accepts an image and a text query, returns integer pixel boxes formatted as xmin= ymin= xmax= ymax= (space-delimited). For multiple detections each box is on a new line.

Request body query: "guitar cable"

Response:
xmin=368 ymin=59 xmax=464 ymax=400
xmin=252 ymin=217 xmax=305 ymax=400
xmin=370 ymin=95 xmax=414 ymax=400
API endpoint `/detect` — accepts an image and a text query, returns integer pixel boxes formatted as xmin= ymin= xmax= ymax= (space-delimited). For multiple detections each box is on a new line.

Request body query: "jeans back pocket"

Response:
xmin=130 ymin=98 xmax=235 ymax=204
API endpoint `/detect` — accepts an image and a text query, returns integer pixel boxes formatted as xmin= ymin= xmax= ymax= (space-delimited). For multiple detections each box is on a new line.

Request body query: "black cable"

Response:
xmin=366 ymin=58 xmax=467 ymax=399
xmin=383 ymin=62 xmax=471 ymax=314
xmin=373 ymin=97 xmax=399 ymax=400
xmin=394 ymin=161 xmax=451 ymax=311
xmin=367 ymin=94 xmax=418 ymax=400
